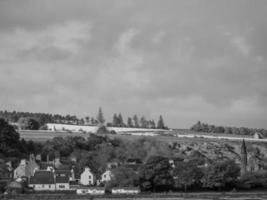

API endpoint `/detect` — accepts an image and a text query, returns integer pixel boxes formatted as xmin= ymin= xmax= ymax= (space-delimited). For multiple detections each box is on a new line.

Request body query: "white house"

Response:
xmin=111 ymin=187 xmax=140 ymax=194
xmin=100 ymin=169 xmax=112 ymax=183
xmin=29 ymin=170 xmax=55 ymax=191
xmin=14 ymin=154 xmax=39 ymax=179
xmin=55 ymin=170 xmax=71 ymax=190
xmin=76 ymin=187 xmax=105 ymax=195
xmin=80 ymin=167 xmax=95 ymax=186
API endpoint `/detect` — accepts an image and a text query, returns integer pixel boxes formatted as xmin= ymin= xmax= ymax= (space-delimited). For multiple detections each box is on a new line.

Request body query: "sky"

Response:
xmin=0 ymin=0 xmax=267 ymax=129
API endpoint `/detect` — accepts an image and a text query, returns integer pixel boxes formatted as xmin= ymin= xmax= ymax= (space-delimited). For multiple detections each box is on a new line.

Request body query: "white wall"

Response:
xmin=56 ymin=183 xmax=70 ymax=190
xmin=80 ymin=167 xmax=94 ymax=185
xmin=29 ymin=184 xmax=56 ymax=191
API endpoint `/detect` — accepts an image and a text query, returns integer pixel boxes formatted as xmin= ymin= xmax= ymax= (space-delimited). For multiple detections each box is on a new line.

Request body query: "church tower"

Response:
xmin=240 ymin=139 xmax=247 ymax=176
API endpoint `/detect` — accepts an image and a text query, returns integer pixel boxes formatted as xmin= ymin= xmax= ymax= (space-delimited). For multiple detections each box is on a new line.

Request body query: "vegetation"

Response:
xmin=191 ymin=121 xmax=267 ymax=138
xmin=0 ymin=110 xmax=168 ymax=130
xmin=1 ymin=117 xmax=267 ymax=193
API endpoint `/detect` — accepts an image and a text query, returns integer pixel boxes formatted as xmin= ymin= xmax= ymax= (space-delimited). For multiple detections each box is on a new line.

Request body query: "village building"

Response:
xmin=80 ymin=167 xmax=95 ymax=186
xmin=111 ymin=187 xmax=140 ymax=194
xmin=76 ymin=187 xmax=105 ymax=195
xmin=6 ymin=181 xmax=23 ymax=194
xmin=13 ymin=154 xmax=39 ymax=179
xmin=100 ymin=169 xmax=113 ymax=183
xmin=55 ymin=171 xmax=70 ymax=190
xmin=29 ymin=170 xmax=56 ymax=191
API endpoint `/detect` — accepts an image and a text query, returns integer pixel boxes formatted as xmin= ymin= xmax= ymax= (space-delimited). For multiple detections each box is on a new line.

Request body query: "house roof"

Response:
xmin=55 ymin=175 xmax=69 ymax=183
xmin=29 ymin=170 xmax=55 ymax=184
xmin=55 ymin=170 xmax=71 ymax=183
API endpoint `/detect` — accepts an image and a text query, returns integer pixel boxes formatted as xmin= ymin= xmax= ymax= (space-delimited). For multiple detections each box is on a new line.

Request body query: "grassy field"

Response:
xmin=18 ymin=129 xmax=267 ymax=146
xmin=2 ymin=192 xmax=267 ymax=200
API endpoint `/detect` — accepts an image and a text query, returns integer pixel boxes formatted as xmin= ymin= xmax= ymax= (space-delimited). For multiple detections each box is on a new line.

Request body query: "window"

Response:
xmin=89 ymin=175 xmax=91 ymax=179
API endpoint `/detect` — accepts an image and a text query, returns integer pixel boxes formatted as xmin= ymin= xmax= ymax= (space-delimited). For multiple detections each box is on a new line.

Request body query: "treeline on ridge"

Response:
xmin=191 ymin=121 xmax=267 ymax=138
xmin=0 ymin=109 xmax=167 ymax=130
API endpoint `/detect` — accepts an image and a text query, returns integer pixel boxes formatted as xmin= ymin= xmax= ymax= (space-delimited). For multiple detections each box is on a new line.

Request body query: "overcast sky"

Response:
xmin=0 ymin=0 xmax=267 ymax=129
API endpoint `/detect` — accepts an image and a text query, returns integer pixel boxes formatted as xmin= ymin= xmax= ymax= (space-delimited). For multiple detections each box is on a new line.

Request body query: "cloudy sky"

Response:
xmin=0 ymin=0 xmax=267 ymax=129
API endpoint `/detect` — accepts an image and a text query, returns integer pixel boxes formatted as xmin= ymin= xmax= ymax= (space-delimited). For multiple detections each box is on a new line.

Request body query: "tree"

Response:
xmin=85 ymin=116 xmax=90 ymax=125
xmin=139 ymin=156 xmax=174 ymax=192
xmin=157 ymin=115 xmax=165 ymax=129
xmin=201 ymin=160 xmax=240 ymax=190
xmin=110 ymin=166 xmax=138 ymax=187
xmin=127 ymin=117 xmax=133 ymax=127
xmin=96 ymin=125 xmax=109 ymax=134
xmin=0 ymin=118 xmax=22 ymax=157
xmin=173 ymin=160 xmax=203 ymax=192
xmin=133 ymin=115 xmax=139 ymax=128
xmin=97 ymin=107 xmax=105 ymax=125
xmin=112 ymin=114 xmax=118 ymax=127
xmin=140 ymin=116 xmax=147 ymax=128
xmin=118 ymin=113 xmax=124 ymax=127
xmin=18 ymin=117 xmax=40 ymax=130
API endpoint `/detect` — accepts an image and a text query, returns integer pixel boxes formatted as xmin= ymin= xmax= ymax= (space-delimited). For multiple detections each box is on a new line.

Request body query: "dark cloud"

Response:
xmin=0 ymin=0 xmax=266 ymax=128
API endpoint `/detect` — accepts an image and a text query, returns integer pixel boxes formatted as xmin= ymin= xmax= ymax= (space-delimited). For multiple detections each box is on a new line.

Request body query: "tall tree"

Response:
xmin=118 ymin=113 xmax=124 ymax=127
xmin=112 ymin=114 xmax=118 ymax=127
xmin=157 ymin=115 xmax=165 ymax=129
xmin=133 ymin=115 xmax=139 ymax=128
xmin=97 ymin=107 xmax=105 ymax=125
xmin=127 ymin=117 xmax=133 ymax=127
xmin=0 ymin=118 xmax=22 ymax=157
xmin=85 ymin=116 xmax=90 ymax=125
xmin=140 ymin=116 xmax=147 ymax=128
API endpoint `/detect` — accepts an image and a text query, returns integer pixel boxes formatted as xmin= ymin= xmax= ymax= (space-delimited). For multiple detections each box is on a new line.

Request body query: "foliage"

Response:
xmin=173 ymin=160 xmax=203 ymax=191
xmin=0 ymin=118 xmax=22 ymax=157
xmin=110 ymin=166 xmax=139 ymax=187
xmin=96 ymin=107 xmax=105 ymax=125
xmin=157 ymin=115 xmax=167 ymax=129
xmin=17 ymin=117 xmax=40 ymax=130
xmin=96 ymin=125 xmax=109 ymax=134
xmin=236 ymin=171 xmax=267 ymax=189
xmin=139 ymin=156 xmax=174 ymax=192
xmin=191 ymin=121 xmax=267 ymax=138
xmin=201 ymin=160 xmax=240 ymax=190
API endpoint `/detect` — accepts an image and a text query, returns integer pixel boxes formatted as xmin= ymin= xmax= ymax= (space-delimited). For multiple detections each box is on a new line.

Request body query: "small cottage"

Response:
xmin=80 ymin=167 xmax=95 ymax=186
xmin=55 ymin=170 xmax=71 ymax=190
xmin=14 ymin=154 xmax=39 ymax=179
xmin=29 ymin=170 xmax=55 ymax=191
xmin=100 ymin=169 xmax=112 ymax=183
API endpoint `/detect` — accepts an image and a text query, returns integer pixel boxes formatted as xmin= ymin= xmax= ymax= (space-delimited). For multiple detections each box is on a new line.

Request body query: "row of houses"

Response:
xmin=8 ymin=154 xmax=141 ymax=195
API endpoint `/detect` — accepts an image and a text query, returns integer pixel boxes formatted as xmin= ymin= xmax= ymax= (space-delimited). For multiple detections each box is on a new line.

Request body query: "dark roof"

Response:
xmin=56 ymin=175 xmax=69 ymax=183
xmin=55 ymin=170 xmax=71 ymax=183
xmin=29 ymin=171 xmax=55 ymax=184
xmin=55 ymin=170 xmax=71 ymax=177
